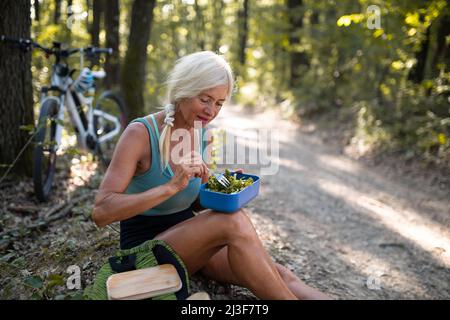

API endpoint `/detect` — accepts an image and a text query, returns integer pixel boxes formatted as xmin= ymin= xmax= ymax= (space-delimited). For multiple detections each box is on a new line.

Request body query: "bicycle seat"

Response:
xmin=92 ymin=70 xmax=106 ymax=79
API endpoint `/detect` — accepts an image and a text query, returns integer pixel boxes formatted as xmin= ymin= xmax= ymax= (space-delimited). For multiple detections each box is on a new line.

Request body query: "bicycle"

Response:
xmin=1 ymin=36 xmax=128 ymax=202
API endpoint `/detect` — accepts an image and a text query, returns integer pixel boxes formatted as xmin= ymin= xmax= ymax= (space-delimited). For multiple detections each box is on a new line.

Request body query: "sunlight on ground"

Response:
xmin=317 ymin=153 xmax=362 ymax=175
xmin=56 ymin=130 xmax=78 ymax=156
xmin=274 ymin=157 xmax=306 ymax=172
xmin=57 ymin=130 xmax=98 ymax=193
xmin=334 ymin=243 xmax=428 ymax=296
xmin=248 ymin=206 xmax=428 ymax=297
xmin=68 ymin=156 xmax=97 ymax=193
xmin=316 ymin=178 xmax=450 ymax=268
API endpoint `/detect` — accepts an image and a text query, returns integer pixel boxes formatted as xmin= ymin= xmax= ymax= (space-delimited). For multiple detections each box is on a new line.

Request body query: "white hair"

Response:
xmin=158 ymin=51 xmax=234 ymax=172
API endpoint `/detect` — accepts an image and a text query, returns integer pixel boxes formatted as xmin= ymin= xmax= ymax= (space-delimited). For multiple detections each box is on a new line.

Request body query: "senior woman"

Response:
xmin=92 ymin=51 xmax=329 ymax=300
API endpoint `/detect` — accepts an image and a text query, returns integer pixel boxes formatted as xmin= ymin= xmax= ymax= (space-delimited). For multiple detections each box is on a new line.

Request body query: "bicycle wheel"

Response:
xmin=33 ymin=98 xmax=59 ymax=202
xmin=94 ymin=91 xmax=127 ymax=167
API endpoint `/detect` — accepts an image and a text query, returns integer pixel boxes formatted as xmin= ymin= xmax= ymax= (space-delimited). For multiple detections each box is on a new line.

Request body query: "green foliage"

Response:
xmin=206 ymin=169 xmax=254 ymax=194
xmin=275 ymin=0 xmax=450 ymax=167
xmin=24 ymin=275 xmax=44 ymax=289
xmin=24 ymin=273 xmax=68 ymax=300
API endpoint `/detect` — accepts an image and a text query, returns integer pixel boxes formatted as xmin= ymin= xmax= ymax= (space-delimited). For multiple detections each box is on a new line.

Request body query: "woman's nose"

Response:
xmin=203 ymin=107 xmax=213 ymax=117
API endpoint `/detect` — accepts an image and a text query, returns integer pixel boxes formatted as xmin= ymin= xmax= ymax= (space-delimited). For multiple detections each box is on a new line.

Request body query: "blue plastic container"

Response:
xmin=199 ymin=172 xmax=260 ymax=213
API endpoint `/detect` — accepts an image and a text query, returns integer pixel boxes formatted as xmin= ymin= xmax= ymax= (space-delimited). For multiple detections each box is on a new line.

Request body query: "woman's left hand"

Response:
xmin=200 ymin=162 xmax=211 ymax=184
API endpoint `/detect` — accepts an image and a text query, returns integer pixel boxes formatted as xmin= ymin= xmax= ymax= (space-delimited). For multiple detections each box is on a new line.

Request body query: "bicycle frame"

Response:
xmin=1 ymin=36 xmax=123 ymax=200
xmin=40 ymin=62 xmax=122 ymax=152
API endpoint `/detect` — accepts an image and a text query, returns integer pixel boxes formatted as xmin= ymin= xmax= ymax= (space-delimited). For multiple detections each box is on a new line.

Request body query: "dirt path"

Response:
xmin=210 ymin=104 xmax=450 ymax=299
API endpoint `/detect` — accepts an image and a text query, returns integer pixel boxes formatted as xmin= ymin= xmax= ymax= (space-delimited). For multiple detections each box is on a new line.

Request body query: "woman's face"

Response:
xmin=178 ymin=85 xmax=228 ymax=128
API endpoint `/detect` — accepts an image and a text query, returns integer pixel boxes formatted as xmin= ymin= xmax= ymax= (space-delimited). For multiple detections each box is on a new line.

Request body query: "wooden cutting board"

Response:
xmin=106 ymin=264 xmax=182 ymax=300
xmin=186 ymin=292 xmax=211 ymax=300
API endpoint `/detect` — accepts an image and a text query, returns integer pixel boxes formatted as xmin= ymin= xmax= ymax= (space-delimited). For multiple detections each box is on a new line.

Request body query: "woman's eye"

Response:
xmin=201 ymin=99 xmax=209 ymax=103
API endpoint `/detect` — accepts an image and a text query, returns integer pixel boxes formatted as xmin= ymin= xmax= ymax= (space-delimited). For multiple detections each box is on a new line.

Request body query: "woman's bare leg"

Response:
xmin=154 ymin=209 xmax=297 ymax=300
xmin=275 ymin=264 xmax=331 ymax=299
xmin=201 ymin=246 xmax=331 ymax=300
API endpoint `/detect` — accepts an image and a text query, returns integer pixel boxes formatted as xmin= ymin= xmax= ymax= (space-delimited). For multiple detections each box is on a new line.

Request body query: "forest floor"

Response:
xmin=0 ymin=104 xmax=449 ymax=300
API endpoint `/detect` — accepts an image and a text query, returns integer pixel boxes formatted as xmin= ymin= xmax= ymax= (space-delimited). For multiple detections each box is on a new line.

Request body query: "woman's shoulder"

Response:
xmin=143 ymin=111 xmax=165 ymax=134
xmin=118 ymin=119 xmax=153 ymax=172
xmin=121 ymin=121 xmax=150 ymax=149
xmin=124 ymin=111 xmax=165 ymax=146
xmin=127 ymin=112 xmax=161 ymax=131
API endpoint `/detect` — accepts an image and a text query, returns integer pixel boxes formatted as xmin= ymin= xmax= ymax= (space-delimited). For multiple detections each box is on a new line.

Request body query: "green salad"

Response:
xmin=206 ymin=169 xmax=254 ymax=194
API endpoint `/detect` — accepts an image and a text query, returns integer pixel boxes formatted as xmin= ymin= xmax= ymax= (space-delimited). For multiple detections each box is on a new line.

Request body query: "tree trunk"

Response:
xmin=237 ymin=0 xmax=249 ymax=66
xmin=211 ymin=0 xmax=224 ymax=51
xmin=194 ymin=0 xmax=205 ymax=51
xmin=408 ymin=15 xmax=431 ymax=83
xmin=67 ymin=0 xmax=73 ymax=19
xmin=34 ymin=0 xmax=40 ymax=22
xmin=120 ymin=0 xmax=156 ymax=121
xmin=54 ymin=0 xmax=61 ymax=24
xmin=287 ymin=0 xmax=309 ymax=88
xmin=85 ymin=0 xmax=91 ymax=35
xmin=64 ymin=0 xmax=74 ymax=43
xmin=310 ymin=10 xmax=319 ymax=25
xmin=432 ymin=8 xmax=450 ymax=74
xmin=104 ymin=0 xmax=120 ymax=90
xmin=0 ymin=0 xmax=34 ymax=177
xmin=90 ymin=0 xmax=103 ymax=47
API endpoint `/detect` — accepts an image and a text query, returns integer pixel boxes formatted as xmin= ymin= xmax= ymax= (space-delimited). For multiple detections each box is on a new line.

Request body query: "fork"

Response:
xmin=207 ymin=167 xmax=230 ymax=188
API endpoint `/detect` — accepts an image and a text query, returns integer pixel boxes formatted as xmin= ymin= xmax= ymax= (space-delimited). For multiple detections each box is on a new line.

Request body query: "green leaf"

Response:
xmin=46 ymin=274 xmax=65 ymax=289
xmin=11 ymin=256 xmax=26 ymax=268
xmin=19 ymin=124 xmax=36 ymax=133
xmin=30 ymin=292 xmax=43 ymax=300
xmin=24 ymin=276 xmax=44 ymax=289
xmin=68 ymin=291 xmax=85 ymax=300
xmin=405 ymin=12 xmax=420 ymax=26
xmin=54 ymin=118 xmax=65 ymax=126
xmin=0 ymin=252 xmax=16 ymax=263
xmin=206 ymin=169 xmax=254 ymax=194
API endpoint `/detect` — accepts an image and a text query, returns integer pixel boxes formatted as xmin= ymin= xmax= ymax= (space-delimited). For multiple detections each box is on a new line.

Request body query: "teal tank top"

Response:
xmin=125 ymin=114 xmax=206 ymax=216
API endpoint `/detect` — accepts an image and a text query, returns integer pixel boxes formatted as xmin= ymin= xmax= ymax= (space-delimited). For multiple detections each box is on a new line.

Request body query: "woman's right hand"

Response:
xmin=168 ymin=152 xmax=206 ymax=192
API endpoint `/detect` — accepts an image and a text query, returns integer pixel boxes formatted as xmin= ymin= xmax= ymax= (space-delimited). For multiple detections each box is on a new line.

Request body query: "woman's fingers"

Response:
xmin=200 ymin=163 xmax=210 ymax=184
xmin=179 ymin=151 xmax=203 ymax=165
xmin=176 ymin=151 xmax=207 ymax=179
xmin=182 ymin=163 xmax=202 ymax=178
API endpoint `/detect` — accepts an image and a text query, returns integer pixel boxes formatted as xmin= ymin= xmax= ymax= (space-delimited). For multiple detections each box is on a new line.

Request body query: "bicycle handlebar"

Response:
xmin=0 ymin=35 xmax=113 ymax=58
xmin=85 ymin=47 xmax=113 ymax=55
xmin=1 ymin=35 xmax=51 ymax=54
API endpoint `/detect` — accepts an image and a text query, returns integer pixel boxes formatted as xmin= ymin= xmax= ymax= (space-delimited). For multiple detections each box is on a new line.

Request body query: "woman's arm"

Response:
xmin=92 ymin=123 xmax=179 ymax=228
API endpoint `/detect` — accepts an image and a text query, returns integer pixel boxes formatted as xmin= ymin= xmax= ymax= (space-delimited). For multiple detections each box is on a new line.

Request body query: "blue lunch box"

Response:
xmin=199 ymin=172 xmax=260 ymax=213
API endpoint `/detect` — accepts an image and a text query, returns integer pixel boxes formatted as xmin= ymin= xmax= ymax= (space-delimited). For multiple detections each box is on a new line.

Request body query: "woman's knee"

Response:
xmin=219 ymin=208 xmax=257 ymax=241
xmin=201 ymin=208 xmax=257 ymax=243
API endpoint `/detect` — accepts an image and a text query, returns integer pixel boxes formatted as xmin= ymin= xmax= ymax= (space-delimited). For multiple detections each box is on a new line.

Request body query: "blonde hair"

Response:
xmin=158 ymin=51 xmax=234 ymax=172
